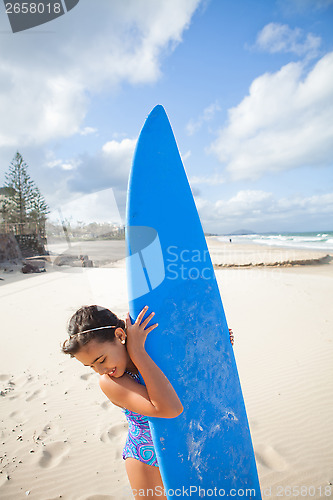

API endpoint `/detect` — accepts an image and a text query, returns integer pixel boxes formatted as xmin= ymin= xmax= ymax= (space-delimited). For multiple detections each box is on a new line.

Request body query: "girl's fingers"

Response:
xmin=141 ymin=311 xmax=155 ymax=328
xmin=135 ymin=306 xmax=149 ymax=324
xmin=131 ymin=306 xmax=157 ymax=332
xmin=125 ymin=313 xmax=132 ymax=326
xmin=145 ymin=323 xmax=158 ymax=334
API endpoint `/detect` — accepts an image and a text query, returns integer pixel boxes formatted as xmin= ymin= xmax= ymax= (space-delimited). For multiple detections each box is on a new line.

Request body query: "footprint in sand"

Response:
xmin=38 ymin=441 xmax=70 ymax=468
xmin=25 ymin=374 xmax=34 ymax=383
xmin=255 ymin=444 xmax=287 ymax=471
xmin=10 ymin=374 xmax=29 ymax=388
xmin=0 ymin=429 xmax=9 ymax=440
xmin=36 ymin=422 xmax=60 ymax=442
xmin=80 ymin=373 xmax=93 ymax=381
xmin=101 ymin=400 xmax=111 ymax=410
xmin=0 ymin=473 xmax=9 ymax=488
xmin=26 ymin=389 xmax=44 ymax=402
xmin=0 ymin=379 xmax=17 ymax=399
xmin=9 ymin=393 xmax=19 ymax=400
xmin=100 ymin=423 xmax=127 ymax=443
xmin=9 ymin=410 xmax=28 ymax=424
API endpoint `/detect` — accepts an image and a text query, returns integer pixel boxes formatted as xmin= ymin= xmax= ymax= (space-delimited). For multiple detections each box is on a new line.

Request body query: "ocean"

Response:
xmin=217 ymin=232 xmax=333 ymax=251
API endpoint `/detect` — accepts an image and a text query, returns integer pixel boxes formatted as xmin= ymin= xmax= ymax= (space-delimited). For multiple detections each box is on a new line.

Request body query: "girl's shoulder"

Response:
xmin=99 ymin=373 xmax=148 ymax=409
xmin=99 ymin=374 xmax=124 ymax=408
xmin=99 ymin=373 xmax=133 ymax=403
xmin=99 ymin=373 xmax=160 ymax=417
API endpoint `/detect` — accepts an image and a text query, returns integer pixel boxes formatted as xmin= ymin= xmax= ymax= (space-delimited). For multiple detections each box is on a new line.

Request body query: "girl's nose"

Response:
xmin=100 ymin=368 xmax=110 ymax=375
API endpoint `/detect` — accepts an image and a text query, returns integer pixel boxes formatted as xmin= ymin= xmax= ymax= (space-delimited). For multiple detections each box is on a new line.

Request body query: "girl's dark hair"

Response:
xmin=62 ymin=305 xmax=125 ymax=357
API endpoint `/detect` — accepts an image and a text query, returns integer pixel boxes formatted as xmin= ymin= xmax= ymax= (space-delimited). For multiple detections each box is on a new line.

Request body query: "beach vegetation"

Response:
xmin=1 ymin=152 xmax=49 ymax=236
xmin=45 ymin=220 xmax=125 ymax=241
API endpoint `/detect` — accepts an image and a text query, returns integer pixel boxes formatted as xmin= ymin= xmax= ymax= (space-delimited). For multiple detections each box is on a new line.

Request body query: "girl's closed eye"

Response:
xmin=91 ymin=358 xmax=106 ymax=368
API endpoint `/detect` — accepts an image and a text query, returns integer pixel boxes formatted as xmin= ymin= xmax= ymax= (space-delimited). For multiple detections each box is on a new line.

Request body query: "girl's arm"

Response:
xmin=99 ymin=306 xmax=183 ymax=418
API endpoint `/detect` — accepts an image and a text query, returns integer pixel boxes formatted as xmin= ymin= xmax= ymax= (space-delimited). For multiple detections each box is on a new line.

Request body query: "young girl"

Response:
xmin=62 ymin=304 xmax=183 ymax=499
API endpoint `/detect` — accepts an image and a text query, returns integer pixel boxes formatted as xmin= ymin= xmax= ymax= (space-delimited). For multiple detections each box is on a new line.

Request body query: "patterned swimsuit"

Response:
xmin=122 ymin=371 xmax=158 ymax=467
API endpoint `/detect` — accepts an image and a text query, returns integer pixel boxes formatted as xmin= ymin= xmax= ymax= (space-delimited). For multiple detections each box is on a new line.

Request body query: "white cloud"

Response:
xmin=181 ymin=150 xmax=192 ymax=162
xmin=190 ymin=173 xmax=225 ymax=185
xmin=255 ymin=23 xmax=321 ymax=58
xmin=0 ymin=0 xmax=202 ymax=147
xmin=216 ymin=190 xmax=273 ymax=216
xmin=45 ymin=159 xmax=62 ymax=169
xmin=195 ymin=190 xmax=333 ymax=232
xmin=210 ymin=51 xmax=333 ymax=180
xmin=80 ymin=127 xmax=98 ymax=136
xmin=44 ymin=138 xmax=136 ymax=223
xmin=61 ymin=162 xmax=78 ymax=171
xmin=48 ymin=188 xmax=124 ymax=225
xmin=44 ymin=137 xmax=137 ymax=220
xmin=186 ymin=101 xmax=221 ymax=135
xmin=102 ymin=138 xmax=137 ymax=158
xmin=45 ymin=151 xmax=81 ymax=171
xmin=276 ymin=192 xmax=333 ymax=215
xmin=0 ymin=73 xmax=87 ymax=147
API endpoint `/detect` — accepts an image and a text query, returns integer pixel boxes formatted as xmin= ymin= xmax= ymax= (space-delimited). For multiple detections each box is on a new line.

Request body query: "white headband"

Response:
xmin=70 ymin=325 xmax=119 ymax=338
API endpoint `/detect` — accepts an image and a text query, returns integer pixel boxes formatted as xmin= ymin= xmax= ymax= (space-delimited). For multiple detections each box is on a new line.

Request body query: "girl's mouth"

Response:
xmin=108 ymin=368 xmax=116 ymax=376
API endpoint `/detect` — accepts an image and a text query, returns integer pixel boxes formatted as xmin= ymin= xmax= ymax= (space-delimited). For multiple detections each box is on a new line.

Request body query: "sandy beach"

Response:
xmin=0 ymin=238 xmax=332 ymax=499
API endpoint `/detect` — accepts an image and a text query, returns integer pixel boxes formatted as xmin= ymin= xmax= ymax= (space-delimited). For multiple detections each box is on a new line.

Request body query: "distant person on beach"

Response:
xmin=62 ymin=305 xmax=234 ymax=498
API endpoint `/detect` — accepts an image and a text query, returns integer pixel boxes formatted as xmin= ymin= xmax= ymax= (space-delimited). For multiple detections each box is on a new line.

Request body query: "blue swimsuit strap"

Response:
xmin=125 ymin=370 xmax=140 ymax=382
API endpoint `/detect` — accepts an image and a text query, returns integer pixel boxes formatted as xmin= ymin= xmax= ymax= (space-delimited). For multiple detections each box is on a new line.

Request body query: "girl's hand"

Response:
xmin=125 ymin=306 xmax=158 ymax=357
xmin=229 ymin=328 xmax=234 ymax=346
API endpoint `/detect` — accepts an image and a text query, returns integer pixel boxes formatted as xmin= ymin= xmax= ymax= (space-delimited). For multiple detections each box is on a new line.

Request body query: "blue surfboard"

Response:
xmin=126 ymin=105 xmax=261 ymax=499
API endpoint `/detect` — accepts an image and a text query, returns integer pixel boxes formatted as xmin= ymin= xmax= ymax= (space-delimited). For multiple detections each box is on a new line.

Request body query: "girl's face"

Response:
xmin=74 ymin=328 xmax=129 ymax=378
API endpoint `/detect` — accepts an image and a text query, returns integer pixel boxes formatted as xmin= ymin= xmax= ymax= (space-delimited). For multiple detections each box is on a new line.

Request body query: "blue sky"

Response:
xmin=0 ymin=0 xmax=333 ymax=234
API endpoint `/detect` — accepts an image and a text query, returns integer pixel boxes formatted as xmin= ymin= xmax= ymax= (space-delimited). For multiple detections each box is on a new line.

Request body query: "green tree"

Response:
xmin=0 ymin=186 xmax=16 ymax=227
xmin=29 ymin=186 xmax=50 ymax=237
xmin=4 ymin=152 xmax=49 ymax=234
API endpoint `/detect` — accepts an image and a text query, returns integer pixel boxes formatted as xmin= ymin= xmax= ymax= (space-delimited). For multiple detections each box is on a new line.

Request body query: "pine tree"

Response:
xmin=29 ymin=186 xmax=50 ymax=237
xmin=4 ymin=152 xmax=49 ymax=235
xmin=0 ymin=187 xmax=16 ymax=228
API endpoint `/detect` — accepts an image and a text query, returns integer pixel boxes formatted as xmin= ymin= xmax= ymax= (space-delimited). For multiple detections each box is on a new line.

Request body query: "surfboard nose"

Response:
xmin=150 ymin=104 xmax=167 ymax=117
